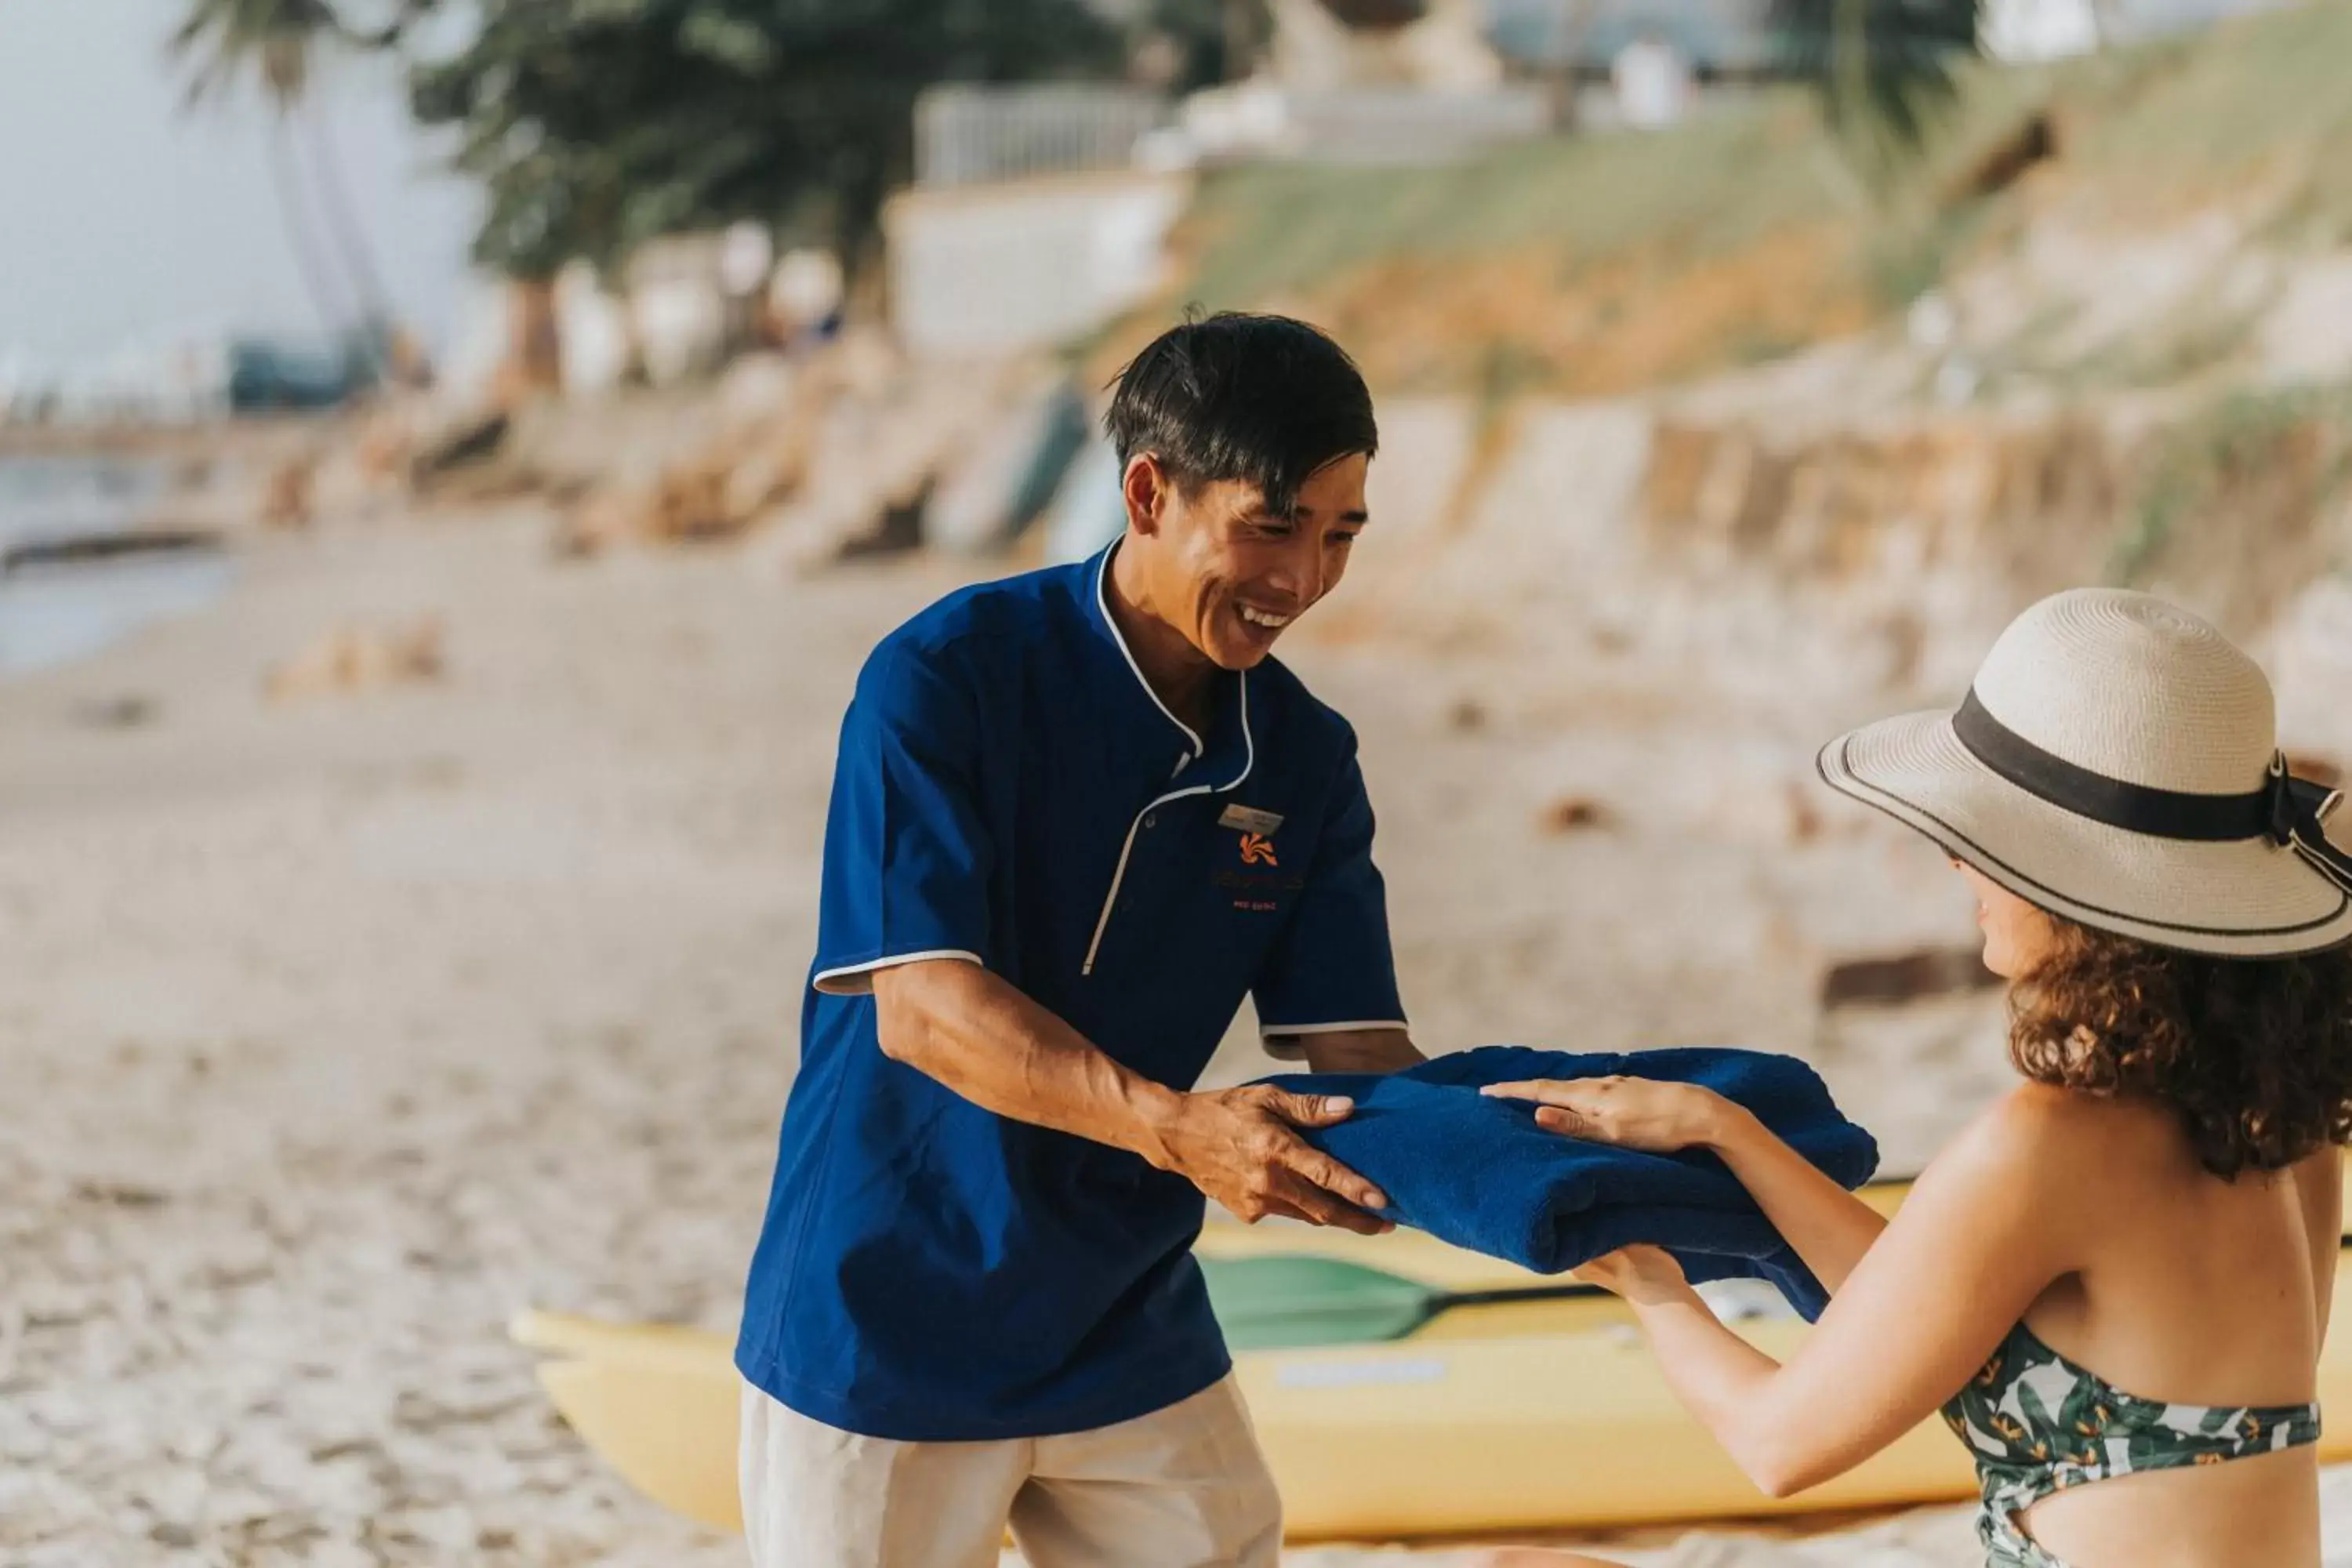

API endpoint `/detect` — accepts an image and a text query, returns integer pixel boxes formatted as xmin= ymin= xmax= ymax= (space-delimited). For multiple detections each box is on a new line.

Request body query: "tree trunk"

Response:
xmin=269 ymin=117 xmax=350 ymax=340
xmin=1224 ymin=0 xmax=1262 ymax=79
xmin=1550 ymin=0 xmax=1593 ymax=131
xmin=502 ymin=277 xmax=564 ymax=405
xmin=301 ymin=100 xmax=396 ymax=371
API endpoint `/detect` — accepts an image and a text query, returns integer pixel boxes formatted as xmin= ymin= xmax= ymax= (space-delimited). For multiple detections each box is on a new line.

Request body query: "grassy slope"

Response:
xmin=1108 ymin=1 xmax=2352 ymax=397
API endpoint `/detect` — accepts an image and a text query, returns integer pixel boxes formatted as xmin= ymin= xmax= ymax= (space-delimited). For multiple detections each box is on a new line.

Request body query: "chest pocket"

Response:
xmin=1202 ymin=807 xmax=1309 ymax=924
xmin=1096 ymin=795 xmax=1308 ymax=964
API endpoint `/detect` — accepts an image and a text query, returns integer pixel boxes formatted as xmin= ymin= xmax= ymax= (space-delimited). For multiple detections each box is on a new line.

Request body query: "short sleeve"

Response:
xmin=809 ymin=646 xmax=993 ymax=996
xmin=1251 ymin=738 xmax=1406 ymax=1058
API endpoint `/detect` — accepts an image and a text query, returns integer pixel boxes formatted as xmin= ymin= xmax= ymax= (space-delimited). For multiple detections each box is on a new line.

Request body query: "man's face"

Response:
xmin=1129 ymin=452 xmax=1370 ymax=671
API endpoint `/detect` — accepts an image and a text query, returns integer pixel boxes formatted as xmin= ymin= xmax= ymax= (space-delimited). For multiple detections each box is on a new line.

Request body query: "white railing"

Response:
xmin=916 ymin=85 xmax=1173 ymax=188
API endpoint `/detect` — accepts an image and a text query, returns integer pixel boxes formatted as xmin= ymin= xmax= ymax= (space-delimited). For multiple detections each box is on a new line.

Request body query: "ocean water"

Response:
xmin=0 ymin=454 xmax=232 ymax=677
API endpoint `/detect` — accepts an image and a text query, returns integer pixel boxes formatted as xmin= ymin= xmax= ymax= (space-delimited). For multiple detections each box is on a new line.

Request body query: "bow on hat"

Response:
xmin=2267 ymin=760 xmax=2352 ymax=898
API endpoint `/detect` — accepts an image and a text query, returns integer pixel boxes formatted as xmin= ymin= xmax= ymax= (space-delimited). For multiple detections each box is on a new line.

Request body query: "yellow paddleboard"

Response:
xmin=514 ymin=1177 xmax=2352 ymax=1541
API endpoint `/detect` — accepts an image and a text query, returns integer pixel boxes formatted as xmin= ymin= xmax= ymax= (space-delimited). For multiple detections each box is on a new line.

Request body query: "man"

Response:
xmin=736 ymin=313 xmax=1425 ymax=1567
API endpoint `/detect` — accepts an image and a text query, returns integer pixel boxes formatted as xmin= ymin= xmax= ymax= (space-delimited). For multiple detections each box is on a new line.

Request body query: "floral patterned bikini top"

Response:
xmin=1940 ymin=1318 xmax=2321 ymax=1564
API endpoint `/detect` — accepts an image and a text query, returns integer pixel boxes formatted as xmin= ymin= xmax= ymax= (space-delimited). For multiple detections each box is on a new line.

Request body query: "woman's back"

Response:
xmin=1992 ymin=1089 xmax=2330 ymax=1566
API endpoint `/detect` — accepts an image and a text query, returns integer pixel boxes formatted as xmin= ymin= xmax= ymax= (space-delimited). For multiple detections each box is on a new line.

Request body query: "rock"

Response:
xmin=646 ymin=463 xmax=735 ymax=544
xmin=3 ymin=529 xmax=217 ymax=572
xmin=71 ymin=1180 xmax=169 ymax=1207
xmin=923 ymin=376 xmax=1088 ymax=554
xmin=264 ymin=619 xmax=446 ymax=703
xmin=67 ymin=695 xmax=160 ymax=731
xmin=835 ymin=477 xmax=932 ymax=561
xmin=260 ymin=459 xmax=315 ymax=531
xmin=714 ymin=351 xmax=798 ymax=424
xmin=1536 ymin=794 xmax=1611 ymax=834
xmin=1820 ymin=946 xmax=1999 ymax=1010
xmin=410 ymin=412 xmax=510 ymax=482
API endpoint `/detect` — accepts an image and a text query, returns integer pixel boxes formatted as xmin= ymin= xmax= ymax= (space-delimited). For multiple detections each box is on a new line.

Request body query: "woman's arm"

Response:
xmin=1578 ymin=1090 xmax=2078 ymax=1497
xmin=2293 ymin=1144 xmax=2342 ymax=1347
xmin=1705 ymin=1103 xmax=1887 ymax=1296
xmin=1482 ymin=1076 xmax=1888 ymax=1294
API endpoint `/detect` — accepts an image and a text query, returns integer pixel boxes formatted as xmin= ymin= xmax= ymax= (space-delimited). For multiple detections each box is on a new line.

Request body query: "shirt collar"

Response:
xmin=1088 ymin=540 xmax=1253 ymax=789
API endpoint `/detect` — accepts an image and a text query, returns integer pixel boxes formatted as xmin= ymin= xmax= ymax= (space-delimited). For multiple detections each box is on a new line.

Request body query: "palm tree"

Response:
xmin=170 ymin=0 xmax=392 ymax=368
xmin=1771 ymin=0 xmax=1982 ymax=183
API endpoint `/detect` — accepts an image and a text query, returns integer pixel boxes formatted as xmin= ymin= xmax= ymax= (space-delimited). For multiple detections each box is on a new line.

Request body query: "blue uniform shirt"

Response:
xmin=735 ymin=543 xmax=1407 ymax=1440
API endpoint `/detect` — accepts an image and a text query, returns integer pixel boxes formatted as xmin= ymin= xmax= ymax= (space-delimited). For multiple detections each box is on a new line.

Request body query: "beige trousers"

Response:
xmin=738 ymin=1375 xmax=1283 ymax=1568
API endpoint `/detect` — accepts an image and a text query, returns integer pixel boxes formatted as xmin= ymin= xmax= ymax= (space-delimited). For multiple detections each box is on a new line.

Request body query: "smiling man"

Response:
xmin=735 ymin=313 xmax=1425 ymax=1568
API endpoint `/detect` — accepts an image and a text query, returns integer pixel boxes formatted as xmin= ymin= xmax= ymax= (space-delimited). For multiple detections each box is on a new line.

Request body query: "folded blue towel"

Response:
xmin=1256 ymin=1046 xmax=1879 ymax=1319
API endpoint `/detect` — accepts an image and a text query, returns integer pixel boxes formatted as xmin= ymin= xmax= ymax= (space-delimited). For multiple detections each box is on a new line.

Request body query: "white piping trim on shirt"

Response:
xmin=1094 ymin=543 xmax=1203 ymax=759
xmin=1258 ymin=1019 xmax=1412 ymax=1037
xmin=1080 ymin=673 xmax=1254 ymax=977
xmin=811 ymin=949 xmax=984 ymax=996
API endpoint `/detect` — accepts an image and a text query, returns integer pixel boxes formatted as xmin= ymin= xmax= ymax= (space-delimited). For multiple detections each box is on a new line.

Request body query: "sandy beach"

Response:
xmin=3 ymin=481 xmax=2347 ymax=1567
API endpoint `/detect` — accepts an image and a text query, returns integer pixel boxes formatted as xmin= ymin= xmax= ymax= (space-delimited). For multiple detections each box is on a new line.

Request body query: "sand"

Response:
xmin=2 ymin=495 xmax=2345 ymax=1566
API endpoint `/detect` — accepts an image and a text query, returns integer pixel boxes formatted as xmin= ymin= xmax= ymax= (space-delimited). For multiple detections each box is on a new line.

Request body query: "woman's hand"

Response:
xmin=1480 ymin=1075 xmax=1733 ymax=1152
xmin=1575 ymin=1244 xmax=1695 ymax=1307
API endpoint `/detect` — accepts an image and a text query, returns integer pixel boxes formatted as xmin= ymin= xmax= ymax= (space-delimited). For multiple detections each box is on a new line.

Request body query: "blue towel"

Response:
xmin=1256 ymin=1046 xmax=1879 ymax=1319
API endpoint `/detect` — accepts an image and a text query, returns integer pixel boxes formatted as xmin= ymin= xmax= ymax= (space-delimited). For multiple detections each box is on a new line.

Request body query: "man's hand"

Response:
xmin=1145 ymin=1085 xmax=1393 ymax=1235
xmin=869 ymin=960 xmax=1394 ymax=1235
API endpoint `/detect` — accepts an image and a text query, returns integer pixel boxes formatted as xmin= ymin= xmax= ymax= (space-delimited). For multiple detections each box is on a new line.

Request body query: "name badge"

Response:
xmin=1218 ymin=804 xmax=1285 ymax=835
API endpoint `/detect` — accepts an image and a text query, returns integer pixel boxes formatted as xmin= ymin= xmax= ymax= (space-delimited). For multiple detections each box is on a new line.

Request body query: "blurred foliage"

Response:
xmin=1770 ymin=0 xmax=1980 ymax=186
xmin=1178 ymin=93 xmax=1849 ymax=312
xmin=170 ymin=0 xmax=401 ymax=359
xmin=404 ymin=0 xmax=1127 ymax=281
xmin=170 ymin=0 xmax=350 ymax=110
xmin=1155 ymin=1 xmax=2352 ymax=396
xmin=2110 ymin=386 xmax=2352 ymax=587
xmin=1138 ymin=0 xmax=1269 ymax=95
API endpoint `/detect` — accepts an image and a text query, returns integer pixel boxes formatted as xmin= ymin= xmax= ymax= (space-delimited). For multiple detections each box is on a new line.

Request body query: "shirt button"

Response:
xmin=1144 ymin=813 xmax=1158 ymax=829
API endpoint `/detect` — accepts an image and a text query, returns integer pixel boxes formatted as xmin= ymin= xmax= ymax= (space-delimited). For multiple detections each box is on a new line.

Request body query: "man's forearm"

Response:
xmin=870 ymin=958 xmax=1395 ymax=1232
xmin=871 ymin=960 xmax=1180 ymax=1163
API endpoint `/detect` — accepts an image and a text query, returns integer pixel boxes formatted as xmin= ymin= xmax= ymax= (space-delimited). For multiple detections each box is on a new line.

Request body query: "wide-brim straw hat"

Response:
xmin=1818 ymin=588 xmax=2352 ymax=959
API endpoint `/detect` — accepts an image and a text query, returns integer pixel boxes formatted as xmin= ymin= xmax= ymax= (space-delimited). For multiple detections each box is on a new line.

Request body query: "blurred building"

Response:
xmin=885 ymin=169 xmax=1192 ymax=358
xmin=1482 ymin=0 xmax=2299 ymax=76
xmin=1982 ymin=0 xmax=2102 ymax=60
xmin=1482 ymin=0 xmax=1777 ymax=79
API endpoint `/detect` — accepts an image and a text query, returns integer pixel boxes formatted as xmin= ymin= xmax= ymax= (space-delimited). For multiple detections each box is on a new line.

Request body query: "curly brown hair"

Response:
xmin=2009 ymin=920 xmax=2352 ymax=1178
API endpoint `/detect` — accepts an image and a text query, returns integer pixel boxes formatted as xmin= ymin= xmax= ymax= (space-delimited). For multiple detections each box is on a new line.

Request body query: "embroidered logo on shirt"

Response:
xmin=1239 ymin=833 xmax=1279 ymax=867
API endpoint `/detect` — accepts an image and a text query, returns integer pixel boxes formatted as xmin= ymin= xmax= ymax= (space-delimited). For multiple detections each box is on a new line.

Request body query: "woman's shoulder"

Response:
xmin=1942 ymin=1082 xmax=2178 ymax=1186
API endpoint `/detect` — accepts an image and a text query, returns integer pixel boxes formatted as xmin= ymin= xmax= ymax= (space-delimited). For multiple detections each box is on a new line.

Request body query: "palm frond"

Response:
xmin=1770 ymin=0 xmax=1980 ymax=169
xmin=169 ymin=0 xmax=348 ymax=112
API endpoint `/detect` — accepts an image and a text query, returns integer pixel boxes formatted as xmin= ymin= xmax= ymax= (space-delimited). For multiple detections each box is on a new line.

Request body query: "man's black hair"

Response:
xmin=1104 ymin=312 xmax=1377 ymax=521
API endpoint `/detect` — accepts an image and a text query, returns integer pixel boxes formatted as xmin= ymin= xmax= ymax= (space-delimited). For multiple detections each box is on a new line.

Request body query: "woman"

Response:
xmin=1489 ymin=589 xmax=2352 ymax=1567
